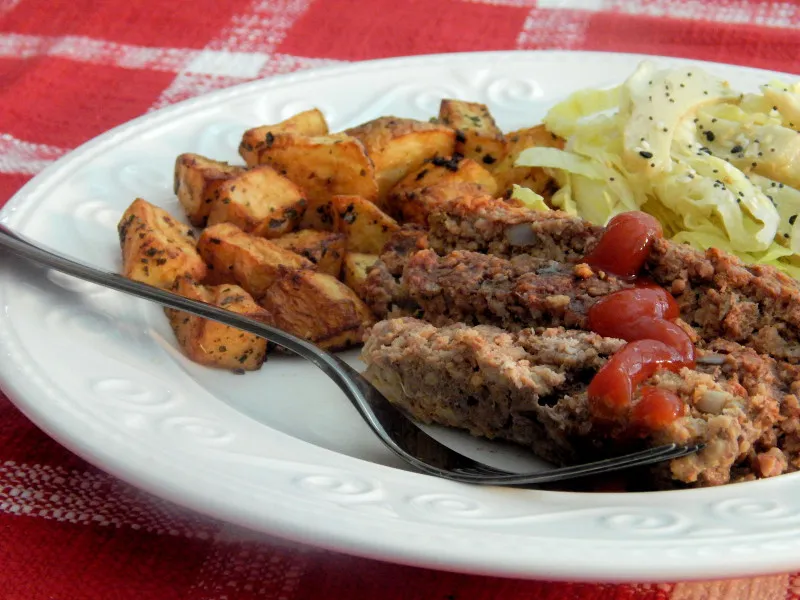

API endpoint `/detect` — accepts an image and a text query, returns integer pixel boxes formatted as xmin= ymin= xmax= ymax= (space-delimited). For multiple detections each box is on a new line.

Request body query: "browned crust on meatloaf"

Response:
xmin=424 ymin=196 xmax=800 ymax=362
xmin=362 ymin=318 xmax=800 ymax=488
xmin=428 ymin=195 xmax=604 ymax=260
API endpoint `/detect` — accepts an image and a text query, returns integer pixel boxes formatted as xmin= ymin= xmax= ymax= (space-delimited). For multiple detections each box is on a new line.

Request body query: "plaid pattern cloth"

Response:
xmin=1 ymin=1 xmax=800 ymax=598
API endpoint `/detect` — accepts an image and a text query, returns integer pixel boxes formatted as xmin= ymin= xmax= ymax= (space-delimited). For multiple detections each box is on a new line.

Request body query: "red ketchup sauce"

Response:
xmin=584 ymin=212 xmax=663 ymax=279
xmin=583 ymin=212 xmax=694 ymax=431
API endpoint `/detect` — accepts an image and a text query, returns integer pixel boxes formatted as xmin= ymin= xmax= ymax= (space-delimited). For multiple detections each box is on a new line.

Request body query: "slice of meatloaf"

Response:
xmin=428 ymin=194 xmax=603 ymax=260
xmin=648 ymin=241 xmax=800 ymax=362
xmin=379 ymin=224 xmax=430 ymax=276
xmin=426 ymin=196 xmax=800 ymax=362
xmin=363 ymin=225 xmax=429 ymax=317
xmin=389 ymin=249 xmax=629 ymax=329
xmin=361 ymin=317 xmax=800 ymax=489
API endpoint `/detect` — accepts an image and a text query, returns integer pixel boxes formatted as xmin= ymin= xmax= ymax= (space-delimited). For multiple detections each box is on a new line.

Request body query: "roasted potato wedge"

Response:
xmin=271 ymin=229 xmax=346 ymax=277
xmin=174 ymin=153 xmax=246 ymax=227
xmin=197 ymin=223 xmax=312 ymax=297
xmin=117 ymin=198 xmax=206 ymax=289
xmin=390 ymin=155 xmax=496 ymax=198
xmin=331 ymin=195 xmax=400 ymax=254
xmin=239 ymin=108 xmax=329 ymax=167
xmin=387 ymin=155 xmax=496 ymax=224
xmin=253 ymin=132 xmax=378 ymax=230
xmin=206 ymin=165 xmax=307 ymax=238
xmin=166 ymin=277 xmax=271 ymax=370
xmin=438 ymin=99 xmax=506 ymax=168
xmin=388 ymin=181 xmax=489 ymax=226
xmin=342 ymin=252 xmax=379 ymax=299
xmin=345 ymin=117 xmax=455 ymax=202
xmin=493 ymin=125 xmax=564 ymax=198
xmin=259 ymin=270 xmax=375 ymax=351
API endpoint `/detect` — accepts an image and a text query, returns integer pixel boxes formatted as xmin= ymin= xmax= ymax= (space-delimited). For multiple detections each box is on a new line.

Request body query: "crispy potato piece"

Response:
xmin=388 ymin=181 xmax=489 ymax=226
xmin=174 ymin=154 xmax=246 ymax=227
xmin=388 ymin=155 xmax=496 ymax=225
xmin=206 ymin=165 xmax=307 ymax=238
xmin=438 ymin=99 xmax=506 ymax=168
xmin=254 ymin=132 xmax=378 ymax=230
xmin=259 ymin=270 xmax=375 ymax=351
xmin=331 ymin=195 xmax=400 ymax=254
xmin=271 ymin=229 xmax=346 ymax=277
xmin=342 ymin=252 xmax=379 ymax=299
xmin=166 ymin=277 xmax=271 ymax=371
xmin=197 ymin=223 xmax=312 ymax=297
xmin=346 ymin=117 xmax=455 ymax=202
xmin=117 ymin=198 xmax=206 ymax=289
xmin=239 ymin=108 xmax=329 ymax=167
xmin=493 ymin=125 xmax=564 ymax=198
xmin=391 ymin=155 xmax=497 ymax=198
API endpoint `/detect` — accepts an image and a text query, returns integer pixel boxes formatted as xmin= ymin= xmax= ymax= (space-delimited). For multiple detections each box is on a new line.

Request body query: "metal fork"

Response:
xmin=0 ymin=223 xmax=703 ymax=485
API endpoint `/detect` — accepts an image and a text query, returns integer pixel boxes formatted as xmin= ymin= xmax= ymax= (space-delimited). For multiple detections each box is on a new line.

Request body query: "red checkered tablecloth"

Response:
xmin=1 ymin=1 xmax=800 ymax=598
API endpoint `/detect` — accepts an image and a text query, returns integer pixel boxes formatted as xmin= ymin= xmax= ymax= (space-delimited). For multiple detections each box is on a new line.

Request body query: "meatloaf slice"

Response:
xmin=361 ymin=318 xmax=800 ymax=489
xmin=362 ymin=225 xmax=429 ymax=318
xmin=649 ymin=241 xmax=800 ymax=362
xmin=394 ymin=249 xmax=628 ymax=329
xmin=428 ymin=195 xmax=603 ymax=260
xmin=427 ymin=196 xmax=800 ymax=362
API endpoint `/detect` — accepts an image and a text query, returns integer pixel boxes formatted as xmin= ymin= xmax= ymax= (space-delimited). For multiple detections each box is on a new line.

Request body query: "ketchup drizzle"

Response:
xmin=583 ymin=212 xmax=693 ymax=431
xmin=584 ymin=212 xmax=663 ymax=279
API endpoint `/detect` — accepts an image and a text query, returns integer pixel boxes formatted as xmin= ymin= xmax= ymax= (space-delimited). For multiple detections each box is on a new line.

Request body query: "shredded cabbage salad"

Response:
xmin=513 ymin=61 xmax=800 ymax=278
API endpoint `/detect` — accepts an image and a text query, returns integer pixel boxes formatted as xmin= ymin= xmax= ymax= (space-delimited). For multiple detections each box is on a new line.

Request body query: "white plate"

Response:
xmin=2 ymin=50 xmax=800 ymax=583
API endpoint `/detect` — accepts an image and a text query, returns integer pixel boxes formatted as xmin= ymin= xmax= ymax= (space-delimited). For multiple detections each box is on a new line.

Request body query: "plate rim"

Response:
xmin=3 ymin=49 xmax=800 ymax=583
xmin=4 ymin=48 xmax=795 ymax=222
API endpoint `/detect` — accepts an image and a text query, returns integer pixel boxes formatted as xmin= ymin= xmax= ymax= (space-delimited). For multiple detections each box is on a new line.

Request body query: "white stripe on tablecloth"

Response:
xmin=0 ymin=32 xmax=344 ymax=80
xmin=535 ymin=0 xmax=605 ymax=9
xmin=146 ymin=53 xmax=344 ymax=111
xmin=0 ymin=133 xmax=68 ymax=175
xmin=525 ymin=0 xmax=800 ymax=28
xmin=0 ymin=459 xmax=220 ymax=538
xmin=0 ymin=459 xmax=312 ymax=598
xmin=516 ymin=0 xmax=799 ymax=50
xmin=516 ymin=7 xmax=594 ymax=49
xmin=187 ymin=524 xmax=310 ymax=600
xmin=604 ymin=0 xmax=800 ymax=28
xmin=460 ymin=0 xmax=538 ymax=5
xmin=149 ymin=0 xmax=318 ymax=109
xmin=0 ymin=33 xmax=199 ymax=71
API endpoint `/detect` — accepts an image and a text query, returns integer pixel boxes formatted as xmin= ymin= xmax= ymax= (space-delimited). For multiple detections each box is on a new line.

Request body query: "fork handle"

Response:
xmin=0 ymin=223 xmax=321 ymax=357
xmin=0 ymin=223 xmax=398 ymax=456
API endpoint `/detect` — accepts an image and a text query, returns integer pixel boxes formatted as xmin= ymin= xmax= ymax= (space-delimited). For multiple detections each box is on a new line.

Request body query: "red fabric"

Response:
xmin=1 ymin=1 xmax=799 ymax=598
xmin=4 ymin=58 xmax=175 ymax=147
xmin=583 ymin=13 xmax=800 ymax=72
xmin=279 ymin=0 xmax=531 ymax=59
xmin=1 ymin=0 xmax=240 ymax=48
